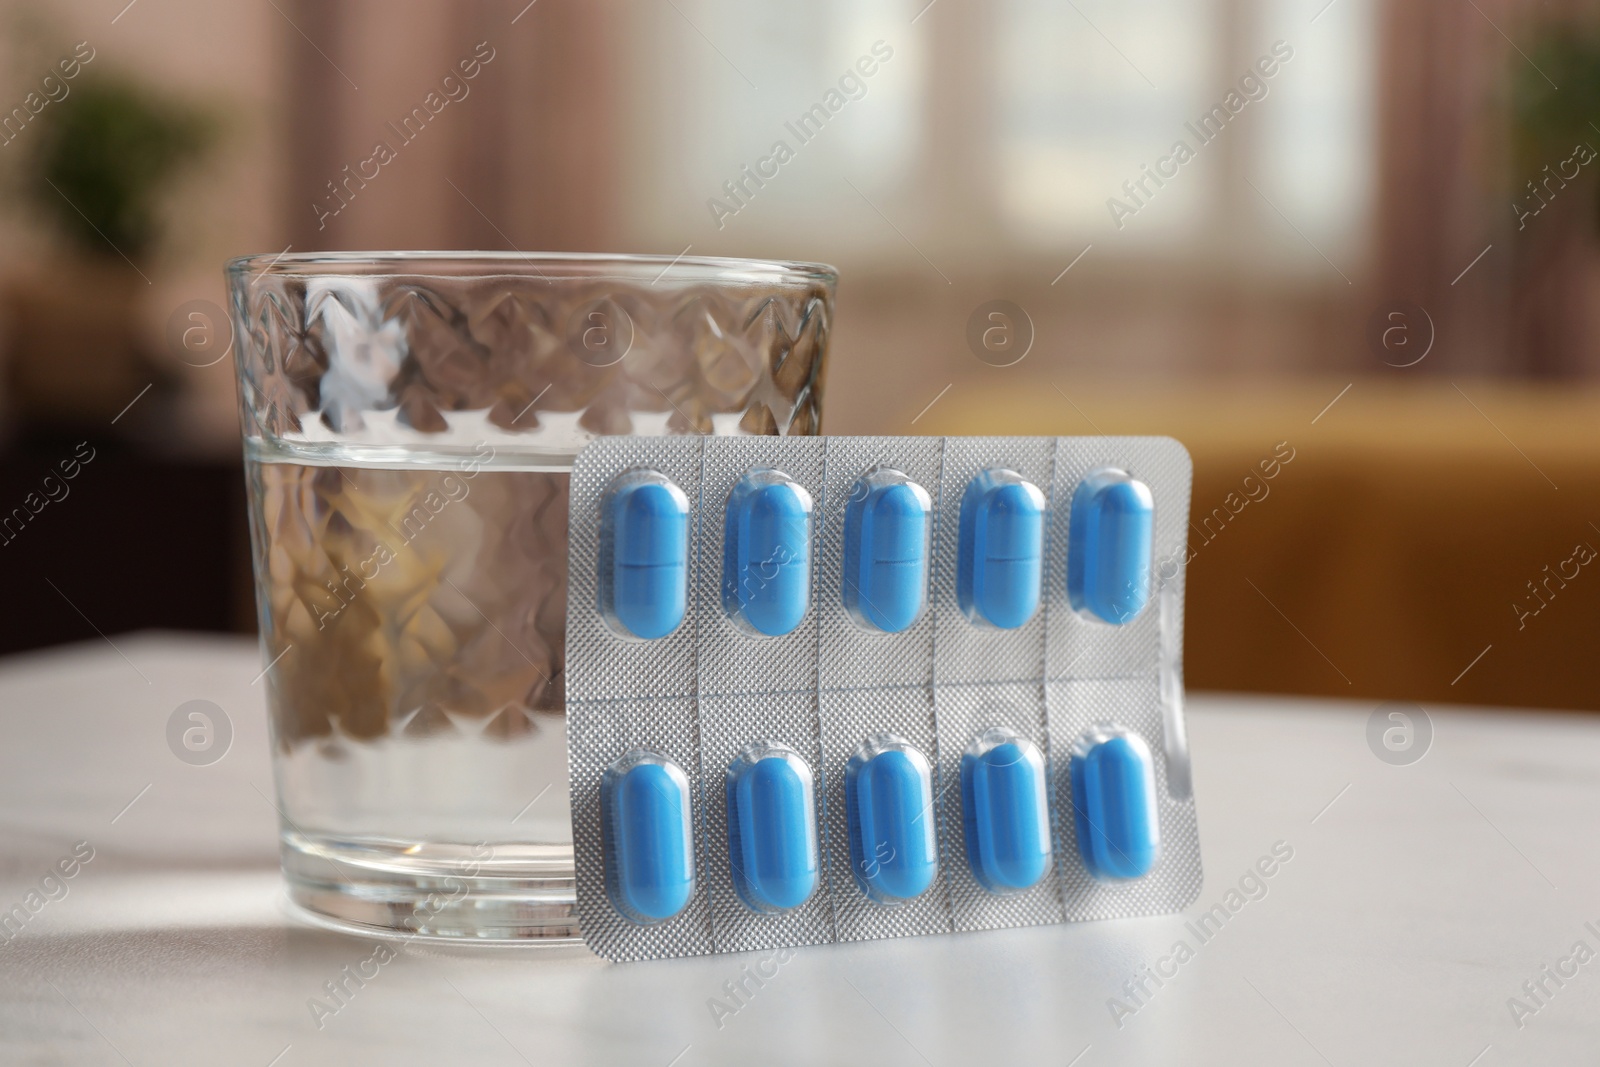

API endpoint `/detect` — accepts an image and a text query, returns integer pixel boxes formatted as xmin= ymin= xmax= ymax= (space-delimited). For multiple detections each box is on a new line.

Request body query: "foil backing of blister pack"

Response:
xmin=566 ymin=435 xmax=1202 ymax=962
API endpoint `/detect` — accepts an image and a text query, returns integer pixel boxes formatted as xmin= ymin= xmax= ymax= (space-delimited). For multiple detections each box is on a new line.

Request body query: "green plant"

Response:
xmin=23 ymin=73 xmax=214 ymax=263
xmin=1509 ymin=25 xmax=1600 ymax=231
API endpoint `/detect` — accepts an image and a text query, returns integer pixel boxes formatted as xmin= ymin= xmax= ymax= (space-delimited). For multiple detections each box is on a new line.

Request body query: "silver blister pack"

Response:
xmin=815 ymin=436 xmax=949 ymax=942
xmin=929 ymin=437 xmax=1062 ymax=933
xmin=694 ymin=438 xmax=830 ymax=954
xmin=1046 ymin=437 xmax=1200 ymax=920
xmin=566 ymin=437 xmax=713 ymax=960
xmin=565 ymin=435 xmax=1201 ymax=962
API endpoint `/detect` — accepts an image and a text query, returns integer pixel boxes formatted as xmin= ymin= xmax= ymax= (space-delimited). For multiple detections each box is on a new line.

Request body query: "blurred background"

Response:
xmin=0 ymin=0 xmax=1595 ymax=710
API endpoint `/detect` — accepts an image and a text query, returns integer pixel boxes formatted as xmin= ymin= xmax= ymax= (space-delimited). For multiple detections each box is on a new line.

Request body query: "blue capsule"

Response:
xmin=727 ymin=743 xmax=819 ymax=912
xmin=1070 ymin=726 xmax=1160 ymax=881
xmin=845 ymin=737 xmax=938 ymax=903
xmin=960 ymin=728 xmax=1052 ymax=893
xmin=602 ymin=752 xmax=696 ymax=924
xmin=842 ymin=472 xmax=932 ymax=633
xmin=957 ymin=470 xmax=1046 ymax=629
xmin=1067 ymin=469 xmax=1155 ymax=625
xmin=602 ymin=473 xmax=691 ymax=639
xmin=722 ymin=470 xmax=814 ymax=637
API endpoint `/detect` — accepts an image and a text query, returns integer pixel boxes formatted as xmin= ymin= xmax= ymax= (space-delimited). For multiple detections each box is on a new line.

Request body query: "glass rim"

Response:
xmin=225 ymin=249 xmax=838 ymax=287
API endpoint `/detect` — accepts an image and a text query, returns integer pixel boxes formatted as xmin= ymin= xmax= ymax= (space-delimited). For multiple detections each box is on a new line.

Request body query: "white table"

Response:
xmin=1 ymin=634 xmax=1595 ymax=1065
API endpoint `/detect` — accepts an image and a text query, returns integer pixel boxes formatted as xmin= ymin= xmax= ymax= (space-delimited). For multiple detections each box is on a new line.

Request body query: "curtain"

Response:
xmin=1378 ymin=0 xmax=1600 ymax=377
xmin=282 ymin=0 xmax=617 ymax=253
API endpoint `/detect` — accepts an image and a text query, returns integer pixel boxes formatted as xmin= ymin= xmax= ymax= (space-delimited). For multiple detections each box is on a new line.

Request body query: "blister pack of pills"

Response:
xmin=565 ymin=435 xmax=1201 ymax=961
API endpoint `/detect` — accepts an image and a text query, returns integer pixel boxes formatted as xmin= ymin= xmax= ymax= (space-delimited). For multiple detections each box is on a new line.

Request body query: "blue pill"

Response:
xmin=604 ymin=475 xmax=690 ymax=639
xmin=957 ymin=470 xmax=1046 ymax=629
xmin=602 ymin=753 xmax=695 ymax=923
xmin=1067 ymin=470 xmax=1154 ymax=625
xmin=727 ymin=745 xmax=819 ymax=912
xmin=723 ymin=471 xmax=813 ymax=637
xmin=845 ymin=740 xmax=938 ymax=903
xmin=842 ymin=474 xmax=931 ymax=633
xmin=1070 ymin=727 xmax=1161 ymax=881
xmin=960 ymin=730 xmax=1052 ymax=893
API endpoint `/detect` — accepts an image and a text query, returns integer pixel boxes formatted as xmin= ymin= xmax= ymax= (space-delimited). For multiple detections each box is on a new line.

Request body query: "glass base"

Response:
xmin=282 ymin=831 xmax=580 ymax=942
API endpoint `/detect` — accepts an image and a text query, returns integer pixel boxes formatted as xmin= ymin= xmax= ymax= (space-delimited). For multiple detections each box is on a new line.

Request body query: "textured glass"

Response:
xmin=226 ymin=252 xmax=835 ymax=939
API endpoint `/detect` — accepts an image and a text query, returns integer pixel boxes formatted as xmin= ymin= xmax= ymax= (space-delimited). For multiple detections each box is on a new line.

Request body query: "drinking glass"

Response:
xmin=225 ymin=252 xmax=835 ymax=939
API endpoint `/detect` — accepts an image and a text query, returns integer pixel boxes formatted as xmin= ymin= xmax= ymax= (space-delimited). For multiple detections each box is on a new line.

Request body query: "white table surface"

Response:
xmin=1 ymin=633 xmax=1596 ymax=1065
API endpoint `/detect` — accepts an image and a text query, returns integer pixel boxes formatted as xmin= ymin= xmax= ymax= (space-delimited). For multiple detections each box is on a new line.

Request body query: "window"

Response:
xmin=624 ymin=0 xmax=925 ymax=253
xmin=997 ymin=0 xmax=1218 ymax=244
xmin=1252 ymin=0 xmax=1376 ymax=268
xmin=626 ymin=0 xmax=1374 ymax=273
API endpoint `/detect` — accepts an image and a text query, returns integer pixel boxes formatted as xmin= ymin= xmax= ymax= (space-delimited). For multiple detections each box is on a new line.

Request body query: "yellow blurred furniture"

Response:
xmin=916 ymin=377 xmax=1600 ymax=712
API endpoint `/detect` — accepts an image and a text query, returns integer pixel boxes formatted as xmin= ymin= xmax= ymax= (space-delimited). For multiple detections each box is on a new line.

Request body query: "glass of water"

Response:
xmin=225 ymin=252 xmax=836 ymax=940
